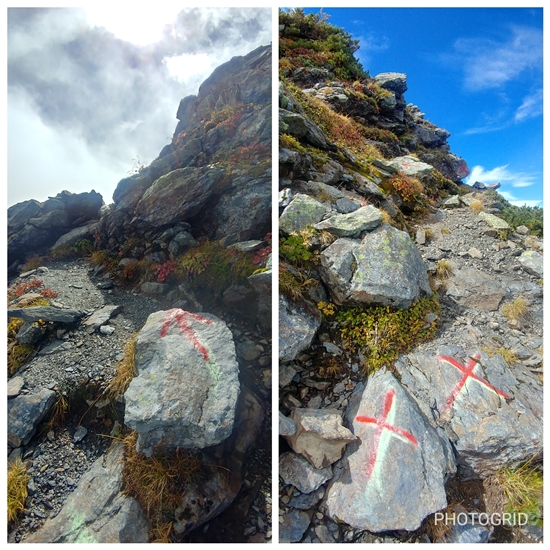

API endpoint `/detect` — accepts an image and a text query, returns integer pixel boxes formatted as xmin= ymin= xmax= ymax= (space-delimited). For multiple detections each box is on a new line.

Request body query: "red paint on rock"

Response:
xmin=160 ymin=309 xmax=213 ymax=362
xmin=356 ymin=388 xmax=418 ymax=483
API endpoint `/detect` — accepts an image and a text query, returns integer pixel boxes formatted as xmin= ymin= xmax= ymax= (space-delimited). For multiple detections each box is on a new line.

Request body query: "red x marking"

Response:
xmin=356 ymin=388 xmax=418 ymax=483
xmin=160 ymin=309 xmax=213 ymax=362
xmin=438 ymin=354 xmax=510 ymax=412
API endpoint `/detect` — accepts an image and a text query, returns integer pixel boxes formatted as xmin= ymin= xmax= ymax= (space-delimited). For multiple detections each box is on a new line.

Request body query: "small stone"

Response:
xmin=73 ymin=426 xmax=88 ymax=443
xmin=99 ymin=325 xmax=115 ymax=335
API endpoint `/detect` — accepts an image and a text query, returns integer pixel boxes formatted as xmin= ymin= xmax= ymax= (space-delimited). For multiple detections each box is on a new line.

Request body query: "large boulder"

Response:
xmin=395 ymin=349 xmax=543 ymax=478
xmin=325 ymin=370 xmax=455 ymax=532
xmin=124 ymin=309 xmax=240 ymax=456
xmin=319 ymin=224 xmax=432 ymax=308
xmin=24 ymin=443 xmax=148 ymax=543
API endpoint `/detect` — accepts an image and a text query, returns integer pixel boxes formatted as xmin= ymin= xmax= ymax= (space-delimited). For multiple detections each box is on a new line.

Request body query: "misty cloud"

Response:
xmin=8 ymin=7 xmax=271 ymax=206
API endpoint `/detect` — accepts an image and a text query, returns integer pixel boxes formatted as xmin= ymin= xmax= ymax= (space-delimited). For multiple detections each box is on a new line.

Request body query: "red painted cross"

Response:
xmin=160 ymin=309 xmax=213 ymax=362
xmin=438 ymin=354 xmax=510 ymax=412
xmin=356 ymin=389 xmax=418 ymax=483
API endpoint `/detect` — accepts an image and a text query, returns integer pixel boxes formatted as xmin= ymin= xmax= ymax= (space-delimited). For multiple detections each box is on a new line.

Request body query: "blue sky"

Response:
xmin=301 ymin=7 xmax=543 ymax=207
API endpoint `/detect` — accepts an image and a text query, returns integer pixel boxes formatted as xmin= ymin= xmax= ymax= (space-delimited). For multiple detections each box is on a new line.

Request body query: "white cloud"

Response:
xmin=515 ymin=89 xmax=543 ymax=122
xmin=455 ymin=26 xmax=542 ymax=91
xmin=465 ymin=164 xmax=536 ymax=188
xmin=498 ymin=191 xmax=542 ymax=208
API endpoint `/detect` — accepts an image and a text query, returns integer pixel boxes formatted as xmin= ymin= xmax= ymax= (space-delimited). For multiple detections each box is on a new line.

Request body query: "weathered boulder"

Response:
xmin=314 ymin=205 xmax=383 ymax=238
xmin=376 ymin=155 xmax=434 ymax=178
xmin=325 ymin=370 xmax=455 ymax=532
xmin=279 ymin=451 xmax=333 ymax=494
xmin=8 ymin=190 xmax=103 ymax=266
xmin=8 ymin=389 xmax=56 ymax=448
xmin=124 ymin=308 xmax=240 ymax=455
xmin=279 ymin=193 xmax=327 ymax=235
xmin=279 ymin=296 xmax=322 ymax=362
xmin=24 ymin=443 xmax=148 ymax=543
xmin=133 ymin=166 xmax=226 ymax=227
xmin=373 ymin=72 xmax=407 ymax=95
xmin=518 ymin=250 xmax=543 ymax=278
xmin=478 ymin=211 xmax=510 ymax=231
xmin=82 ymin=305 xmax=122 ymax=332
xmin=394 ymin=349 xmax=543 ymax=478
xmin=319 ymin=224 xmax=432 ymax=308
xmin=286 ymin=408 xmax=357 ymax=469
xmin=279 ymin=510 xmax=311 ymax=543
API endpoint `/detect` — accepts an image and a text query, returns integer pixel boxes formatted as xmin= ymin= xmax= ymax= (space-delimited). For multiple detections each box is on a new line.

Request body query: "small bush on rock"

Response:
xmin=502 ymin=297 xmax=530 ymax=323
xmin=336 ymin=295 xmax=440 ymax=374
xmin=122 ymin=432 xmax=203 ymax=542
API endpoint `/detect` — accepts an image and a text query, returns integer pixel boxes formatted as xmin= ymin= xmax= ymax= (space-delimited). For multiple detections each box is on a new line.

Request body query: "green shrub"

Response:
xmin=336 ymin=295 xmax=440 ymax=374
xmin=280 ymin=234 xmax=313 ymax=266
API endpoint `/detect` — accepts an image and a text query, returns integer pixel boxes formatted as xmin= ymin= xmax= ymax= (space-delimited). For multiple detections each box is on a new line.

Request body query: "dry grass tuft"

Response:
xmin=8 ymin=459 xmax=30 ymax=524
xmin=435 ymin=259 xmax=454 ymax=280
xmin=122 ymin=432 xmax=203 ymax=540
xmin=494 ymin=457 xmax=543 ymax=525
xmin=106 ymin=338 xmax=137 ymax=399
xmin=469 ymin=199 xmax=485 ymax=214
xmin=502 ymin=297 xmax=530 ymax=323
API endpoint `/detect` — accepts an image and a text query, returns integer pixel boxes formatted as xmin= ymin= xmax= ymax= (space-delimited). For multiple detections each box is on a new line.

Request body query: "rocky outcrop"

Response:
xmin=8 ymin=190 xmax=103 ymax=268
xmin=124 ymin=308 xmax=240 ymax=455
xmin=100 ymin=44 xmax=272 ymax=253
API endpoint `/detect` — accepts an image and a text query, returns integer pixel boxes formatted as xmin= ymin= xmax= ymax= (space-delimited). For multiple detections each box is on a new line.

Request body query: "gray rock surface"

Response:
xmin=82 ymin=305 xmax=123 ymax=332
xmin=8 ymin=389 xmax=56 ymax=448
xmin=395 ymin=349 xmax=543 ymax=477
xmin=279 ymin=296 xmax=322 ymax=362
xmin=24 ymin=443 xmax=148 ymax=543
xmin=8 ymin=306 xmax=85 ymax=324
xmin=314 ymin=205 xmax=383 ymax=237
xmin=319 ymin=224 xmax=432 ymax=308
xmin=286 ymin=408 xmax=356 ymax=468
xmin=326 ymin=371 xmax=455 ymax=532
xmin=279 ymin=509 xmax=311 ymax=543
xmin=279 ymin=193 xmax=327 ymax=235
xmin=279 ymin=451 xmax=333 ymax=494
xmin=124 ymin=308 xmax=240 ymax=455
xmin=518 ymin=250 xmax=543 ymax=277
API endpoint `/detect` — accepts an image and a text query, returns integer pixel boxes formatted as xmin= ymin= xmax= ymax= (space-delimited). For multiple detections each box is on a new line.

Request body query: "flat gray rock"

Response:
xmin=314 ymin=205 xmax=382 ymax=237
xmin=279 ymin=452 xmax=333 ymax=494
xmin=24 ymin=443 xmax=148 ymax=543
xmin=325 ymin=371 xmax=455 ymax=532
xmin=82 ymin=305 xmax=122 ymax=331
xmin=124 ymin=308 xmax=240 ymax=455
xmin=8 ymin=306 xmax=85 ymax=324
xmin=394 ymin=349 xmax=543 ymax=477
xmin=8 ymin=389 xmax=56 ymax=447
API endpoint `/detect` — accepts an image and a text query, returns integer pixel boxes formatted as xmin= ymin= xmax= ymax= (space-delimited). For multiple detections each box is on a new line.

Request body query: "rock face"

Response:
xmin=8 ymin=190 xmax=104 ymax=267
xmin=24 ymin=443 xmax=148 ymax=543
xmin=279 ymin=296 xmax=322 ymax=362
xmin=8 ymin=389 xmax=56 ymax=448
xmin=319 ymin=224 xmax=432 ymax=308
xmin=325 ymin=371 xmax=455 ymax=533
xmin=395 ymin=349 xmax=543 ymax=477
xmin=124 ymin=308 xmax=240 ymax=455
xmin=100 ymin=44 xmax=272 ymax=252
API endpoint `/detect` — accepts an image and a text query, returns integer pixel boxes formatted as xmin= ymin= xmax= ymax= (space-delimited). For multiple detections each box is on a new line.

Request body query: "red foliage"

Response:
xmin=40 ymin=288 xmax=59 ymax=298
xmin=252 ymin=246 xmax=272 ymax=265
xmin=8 ymin=279 xmax=44 ymax=300
xmin=155 ymin=260 xmax=177 ymax=283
